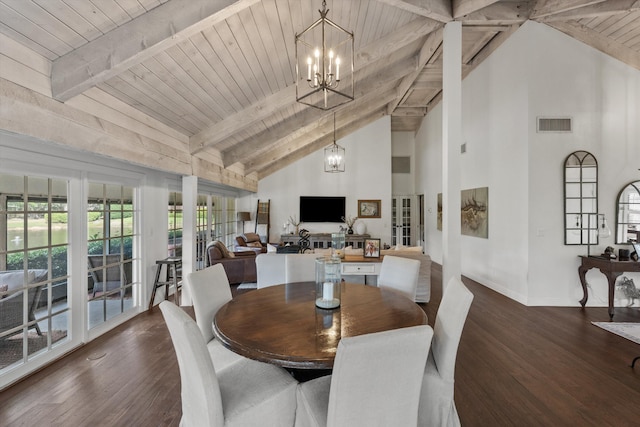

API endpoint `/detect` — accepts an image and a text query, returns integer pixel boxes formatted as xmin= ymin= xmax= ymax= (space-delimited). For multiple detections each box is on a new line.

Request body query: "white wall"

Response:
xmin=416 ymin=21 xmax=640 ymax=307
xmin=525 ymin=21 xmax=640 ymax=306
xmin=242 ymin=116 xmax=393 ymax=246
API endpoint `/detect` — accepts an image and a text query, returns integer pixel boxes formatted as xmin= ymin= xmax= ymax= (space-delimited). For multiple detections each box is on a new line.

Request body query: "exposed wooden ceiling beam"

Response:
xmin=535 ymin=0 xmax=640 ymax=22
xmin=461 ymin=1 xmax=534 ymax=25
xmin=190 ymin=17 xmax=438 ymax=155
xmin=388 ymin=28 xmax=443 ymax=114
xmin=530 ymin=0 xmax=606 ymax=19
xmin=463 ymin=24 xmax=520 ymax=76
xmin=255 ymin=108 xmax=391 ymax=178
xmin=376 ymin=0 xmax=452 ymax=23
xmin=245 ymin=85 xmax=399 ymax=175
xmin=453 ymin=0 xmax=502 ymax=19
xmin=224 ymin=55 xmax=418 ymax=167
xmin=220 ymin=42 xmax=422 ymax=163
xmin=462 ymin=31 xmax=499 ymax=64
xmin=51 ymin=0 xmax=259 ymax=102
xmin=392 ymin=107 xmax=428 ymax=116
xmin=257 ymin=101 xmax=393 ymax=178
xmin=546 ymin=20 xmax=640 ymax=70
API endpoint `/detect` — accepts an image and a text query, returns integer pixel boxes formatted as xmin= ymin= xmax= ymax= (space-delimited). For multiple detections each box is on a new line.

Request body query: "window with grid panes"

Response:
xmin=87 ymin=183 xmax=137 ymax=330
xmin=0 ymin=174 xmax=69 ymax=371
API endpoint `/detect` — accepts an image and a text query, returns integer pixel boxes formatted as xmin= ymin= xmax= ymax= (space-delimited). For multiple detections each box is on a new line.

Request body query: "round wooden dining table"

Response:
xmin=213 ymin=282 xmax=427 ymax=370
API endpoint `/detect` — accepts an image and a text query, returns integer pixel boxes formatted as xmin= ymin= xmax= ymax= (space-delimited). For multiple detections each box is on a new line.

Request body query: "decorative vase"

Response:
xmin=347 ymin=227 xmax=354 ymax=235
xmin=355 ymin=222 xmax=366 ymax=235
xmin=331 ymin=232 xmax=346 ymax=258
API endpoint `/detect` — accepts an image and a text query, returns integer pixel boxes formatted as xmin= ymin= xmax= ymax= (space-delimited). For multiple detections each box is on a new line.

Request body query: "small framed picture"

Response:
xmin=363 ymin=238 xmax=381 ymax=258
xmin=358 ymin=199 xmax=381 ymax=218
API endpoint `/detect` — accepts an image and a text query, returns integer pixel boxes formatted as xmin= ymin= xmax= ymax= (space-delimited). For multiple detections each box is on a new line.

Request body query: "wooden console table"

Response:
xmin=341 ymin=255 xmax=383 ymax=277
xmin=280 ymin=233 xmax=370 ymax=249
xmin=578 ymin=256 xmax=640 ymax=320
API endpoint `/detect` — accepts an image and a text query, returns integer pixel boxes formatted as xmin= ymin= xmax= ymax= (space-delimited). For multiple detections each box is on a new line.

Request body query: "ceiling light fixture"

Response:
xmin=324 ymin=113 xmax=345 ymax=173
xmin=295 ymin=0 xmax=354 ymax=110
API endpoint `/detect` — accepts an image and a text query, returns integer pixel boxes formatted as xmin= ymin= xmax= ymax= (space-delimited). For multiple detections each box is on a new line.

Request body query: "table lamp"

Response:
xmin=237 ymin=212 xmax=251 ymax=233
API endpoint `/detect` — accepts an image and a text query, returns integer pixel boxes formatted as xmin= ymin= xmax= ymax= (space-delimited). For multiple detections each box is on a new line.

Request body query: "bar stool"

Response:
xmin=149 ymin=257 xmax=182 ymax=310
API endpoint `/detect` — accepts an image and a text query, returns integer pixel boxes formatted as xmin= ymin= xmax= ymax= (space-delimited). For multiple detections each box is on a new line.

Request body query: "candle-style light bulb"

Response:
xmin=335 ymin=57 xmax=341 ymax=81
xmin=328 ymin=49 xmax=334 ymax=74
xmin=306 ymin=56 xmax=312 ymax=81
xmin=313 ymin=63 xmax=318 ymax=87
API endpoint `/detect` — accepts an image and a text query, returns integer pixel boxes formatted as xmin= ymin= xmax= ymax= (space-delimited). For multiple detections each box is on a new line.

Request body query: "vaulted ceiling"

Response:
xmin=1 ymin=0 xmax=639 ymax=181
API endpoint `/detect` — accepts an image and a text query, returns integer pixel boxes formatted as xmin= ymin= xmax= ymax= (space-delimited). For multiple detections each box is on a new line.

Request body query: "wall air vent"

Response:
xmin=392 ymin=156 xmax=410 ymax=174
xmin=537 ymin=117 xmax=572 ymax=133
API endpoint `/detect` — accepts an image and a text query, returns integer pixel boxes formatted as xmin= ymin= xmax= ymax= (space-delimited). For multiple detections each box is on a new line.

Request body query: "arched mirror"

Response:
xmin=564 ymin=151 xmax=598 ymax=245
xmin=616 ymin=181 xmax=640 ymax=244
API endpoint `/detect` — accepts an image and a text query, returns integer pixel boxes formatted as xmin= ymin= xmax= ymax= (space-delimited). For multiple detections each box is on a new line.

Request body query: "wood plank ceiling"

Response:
xmin=1 ymin=0 xmax=639 ymax=179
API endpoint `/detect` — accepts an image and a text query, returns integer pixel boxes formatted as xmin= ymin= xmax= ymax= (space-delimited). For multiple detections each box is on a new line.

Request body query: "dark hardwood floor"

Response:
xmin=1 ymin=267 xmax=639 ymax=426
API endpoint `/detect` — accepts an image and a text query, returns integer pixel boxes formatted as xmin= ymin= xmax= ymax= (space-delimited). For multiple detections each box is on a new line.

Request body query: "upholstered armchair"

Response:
xmin=234 ymin=232 xmax=267 ymax=254
xmin=206 ymin=241 xmax=257 ymax=285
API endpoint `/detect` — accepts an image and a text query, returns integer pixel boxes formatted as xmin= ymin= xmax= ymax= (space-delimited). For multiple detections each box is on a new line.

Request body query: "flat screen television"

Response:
xmin=299 ymin=196 xmax=345 ymax=223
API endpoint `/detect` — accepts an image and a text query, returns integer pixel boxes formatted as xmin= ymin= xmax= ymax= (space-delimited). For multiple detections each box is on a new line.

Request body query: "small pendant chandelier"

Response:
xmin=295 ymin=0 xmax=354 ymax=110
xmin=324 ymin=113 xmax=345 ymax=172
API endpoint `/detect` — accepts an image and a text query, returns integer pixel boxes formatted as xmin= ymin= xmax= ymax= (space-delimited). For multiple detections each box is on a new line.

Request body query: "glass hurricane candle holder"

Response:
xmin=315 ymin=256 xmax=341 ymax=309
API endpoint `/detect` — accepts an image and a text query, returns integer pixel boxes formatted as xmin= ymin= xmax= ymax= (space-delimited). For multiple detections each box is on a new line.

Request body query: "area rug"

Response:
xmin=0 ymin=330 xmax=67 ymax=370
xmin=592 ymin=322 xmax=640 ymax=345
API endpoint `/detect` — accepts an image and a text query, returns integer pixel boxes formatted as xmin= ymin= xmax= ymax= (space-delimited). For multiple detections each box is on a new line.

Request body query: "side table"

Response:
xmin=578 ymin=255 xmax=640 ymax=320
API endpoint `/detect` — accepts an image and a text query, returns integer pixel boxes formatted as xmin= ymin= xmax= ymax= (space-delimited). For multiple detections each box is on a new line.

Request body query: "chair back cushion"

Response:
xmin=208 ymin=241 xmax=234 ymax=264
xmin=0 ymin=270 xmax=36 ymax=292
xmin=185 ymin=264 xmax=232 ymax=342
xmin=243 ymin=232 xmax=262 ymax=244
xmin=256 ymin=254 xmax=286 ymax=288
xmin=378 ymin=255 xmax=421 ymax=300
xmin=285 ymin=254 xmax=318 ymax=283
xmin=432 ymin=277 xmax=474 ymax=380
xmin=327 ymin=325 xmax=433 ymax=427
xmin=159 ymin=301 xmax=224 ymax=427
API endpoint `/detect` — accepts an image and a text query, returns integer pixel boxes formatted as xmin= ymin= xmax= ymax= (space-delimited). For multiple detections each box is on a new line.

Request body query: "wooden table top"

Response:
xmin=213 ymin=282 xmax=427 ymax=370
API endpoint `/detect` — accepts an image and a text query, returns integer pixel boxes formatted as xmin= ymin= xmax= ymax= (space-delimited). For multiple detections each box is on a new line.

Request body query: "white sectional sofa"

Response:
xmin=255 ymin=253 xmax=319 ymax=288
xmin=255 ymin=249 xmax=431 ymax=303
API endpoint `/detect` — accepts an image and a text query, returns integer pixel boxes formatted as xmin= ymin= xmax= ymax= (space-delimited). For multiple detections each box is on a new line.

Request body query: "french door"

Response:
xmin=391 ymin=195 xmax=416 ymax=247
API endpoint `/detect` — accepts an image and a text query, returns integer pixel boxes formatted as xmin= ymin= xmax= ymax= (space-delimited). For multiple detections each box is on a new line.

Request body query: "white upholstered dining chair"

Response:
xmin=418 ymin=276 xmax=474 ymax=426
xmin=159 ymin=301 xmax=298 ymax=427
xmin=295 ymin=325 xmax=433 ymax=427
xmin=377 ymin=255 xmax=421 ymax=300
xmin=184 ymin=264 xmax=244 ymax=372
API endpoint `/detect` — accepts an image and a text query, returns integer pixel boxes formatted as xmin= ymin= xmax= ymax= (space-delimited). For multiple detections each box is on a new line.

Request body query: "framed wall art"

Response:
xmin=358 ymin=199 xmax=381 ymax=218
xmin=461 ymin=187 xmax=489 ymax=238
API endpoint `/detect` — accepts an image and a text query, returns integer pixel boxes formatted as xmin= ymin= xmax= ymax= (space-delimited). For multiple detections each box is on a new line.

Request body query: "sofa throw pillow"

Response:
xmin=0 ymin=270 xmax=36 ymax=287
xmin=0 ymin=284 xmax=8 ymax=299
